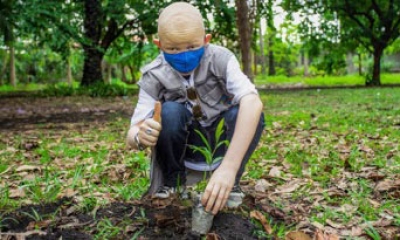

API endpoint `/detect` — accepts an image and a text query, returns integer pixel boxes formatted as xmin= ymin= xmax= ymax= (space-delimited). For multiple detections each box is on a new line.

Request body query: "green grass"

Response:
xmin=255 ymin=73 xmax=400 ymax=87
xmin=0 ymin=87 xmax=399 ymax=238
xmin=0 ymin=79 xmax=139 ymax=94
xmin=246 ymin=87 xmax=400 ymax=236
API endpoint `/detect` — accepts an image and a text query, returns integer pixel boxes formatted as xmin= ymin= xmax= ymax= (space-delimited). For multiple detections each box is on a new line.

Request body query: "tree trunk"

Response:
xmin=128 ymin=65 xmax=136 ymax=83
xmin=120 ymin=64 xmax=127 ymax=83
xmin=105 ymin=61 xmax=112 ymax=84
xmin=358 ymin=53 xmax=363 ymax=76
xmin=9 ymin=44 xmax=16 ymax=87
xmin=82 ymin=49 xmax=104 ymax=86
xmin=253 ymin=51 xmax=257 ymax=75
xmin=81 ymin=0 xmax=103 ymax=86
xmin=346 ymin=52 xmax=355 ymax=74
xmin=259 ymin=20 xmax=265 ymax=75
xmin=303 ymin=52 xmax=309 ymax=76
xmin=368 ymin=47 xmax=382 ymax=86
xmin=67 ymin=56 xmax=73 ymax=86
xmin=235 ymin=0 xmax=252 ymax=80
xmin=268 ymin=36 xmax=275 ymax=76
xmin=0 ymin=52 xmax=8 ymax=84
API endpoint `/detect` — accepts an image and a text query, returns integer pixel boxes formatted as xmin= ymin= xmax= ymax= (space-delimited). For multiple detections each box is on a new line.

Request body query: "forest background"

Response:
xmin=1 ymin=0 xmax=400 ymax=92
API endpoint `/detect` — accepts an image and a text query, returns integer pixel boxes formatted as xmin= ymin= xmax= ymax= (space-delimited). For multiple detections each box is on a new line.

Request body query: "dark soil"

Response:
xmin=0 ymin=197 xmax=264 ymax=240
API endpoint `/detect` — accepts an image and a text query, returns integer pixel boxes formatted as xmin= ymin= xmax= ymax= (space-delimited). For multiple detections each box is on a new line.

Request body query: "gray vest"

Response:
xmin=138 ymin=44 xmax=234 ymax=125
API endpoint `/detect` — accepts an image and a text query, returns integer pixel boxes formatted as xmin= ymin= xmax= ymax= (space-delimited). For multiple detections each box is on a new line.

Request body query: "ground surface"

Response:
xmin=1 ymin=197 xmax=262 ymax=240
xmin=1 ymin=93 xmax=399 ymax=239
xmin=0 ymin=96 xmax=265 ymax=240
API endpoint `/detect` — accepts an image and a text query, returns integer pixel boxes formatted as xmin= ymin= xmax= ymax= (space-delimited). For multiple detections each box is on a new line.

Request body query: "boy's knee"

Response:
xmin=161 ymin=102 xmax=187 ymax=119
xmin=160 ymin=102 xmax=188 ymax=132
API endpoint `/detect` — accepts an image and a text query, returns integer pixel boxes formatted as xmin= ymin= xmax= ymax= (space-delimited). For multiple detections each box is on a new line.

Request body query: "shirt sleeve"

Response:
xmin=226 ymin=55 xmax=258 ymax=104
xmin=130 ymin=89 xmax=157 ymax=126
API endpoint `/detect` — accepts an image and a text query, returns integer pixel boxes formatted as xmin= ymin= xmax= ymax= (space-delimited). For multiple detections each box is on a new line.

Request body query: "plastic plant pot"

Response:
xmin=191 ymin=193 xmax=214 ymax=234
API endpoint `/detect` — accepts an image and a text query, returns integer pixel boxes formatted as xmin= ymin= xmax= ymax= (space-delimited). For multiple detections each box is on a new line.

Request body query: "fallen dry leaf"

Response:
xmin=26 ymin=220 xmax=55 ymax=231
xmin=374 ymin=179 xmax=400 ymax=192
xmin=0 ymin=230 xmax=47 ymax=240
xmin=325 ymin=219 xmax=344 ymax=229
xmin=315 ymin=229 xmax=340 ymax=240
xmin=351 ymin=226 xmax=363 ymax=236
xmin=285 ymin=231 xmax=312 ymax=240
xmin=9 ymin=187 xmax=25 ymax=198
xmin=250 ymin=210 xmax=273 ymax=234
xmin=275 ymin=182 xmax=299 ymax=193
xmin=268 ymin=166 xmax=282 ymax=178
xmin=254 ymin=179 xmax=272 ymax=192
xmin=206 ymin=232 xmax=220 ymax=240
xmin=15 ymin=165 xmax=41 ymax=172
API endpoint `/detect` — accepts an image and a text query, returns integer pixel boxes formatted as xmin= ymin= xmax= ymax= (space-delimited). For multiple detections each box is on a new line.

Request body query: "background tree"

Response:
xmin=235 ymin=0 xmax=252 ymax=79
xmin=266 ymin=0 xmax=277 ymax=76
xmin=0 ymin=0 xmax=18 ymax=86
xmin=80 ymin=0 xmax=161 ymax=86
xmin=282 ymin=0 xmax=400 ymax=85
xmin=32 ymin=0 xmax=163 ymax=86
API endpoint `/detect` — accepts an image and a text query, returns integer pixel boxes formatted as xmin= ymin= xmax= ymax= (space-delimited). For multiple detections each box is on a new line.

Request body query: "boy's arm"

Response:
xmin=201 ymin=93 xmax=263 ymax=214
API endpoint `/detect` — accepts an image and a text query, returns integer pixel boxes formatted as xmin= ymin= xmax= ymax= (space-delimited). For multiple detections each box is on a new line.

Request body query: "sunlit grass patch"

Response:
xmin=255 ymin=73 xmax=400 ymax=87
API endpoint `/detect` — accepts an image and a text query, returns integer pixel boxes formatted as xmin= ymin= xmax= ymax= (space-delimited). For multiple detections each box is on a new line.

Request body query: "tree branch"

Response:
xmin=340 ymin=0 xmax=377 ymax=43
xmin=100 ymin=18 xmax=139 ymax=50
xmin=371 ymin=0 xmax=383 ymax=19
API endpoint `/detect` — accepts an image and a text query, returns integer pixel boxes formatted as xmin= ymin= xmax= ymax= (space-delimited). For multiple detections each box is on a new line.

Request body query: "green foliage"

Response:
xmin=0 ymin=185 xmax=18 ymax=210
xmin=84 ymin=82 xmax=129 ymax=97
xmin=20 ymin=171 xmax=62 ymax=204
xmin=264 ymin=22 xmax=302 ymax=77
xmin=105 ymin=37 xmax=159 ymax=83
xmin=282 ymin=0 xmax=400 ymax=85
xmin=38 ymin=81 xmax=137 ymax=97
xmin=190 ymin=119 xmax=229 ymax=168
xmin=365 ymin=225 xmax=382 ymax=240
xmin=39 ymin=84 xmax=77 ymax=97
xmin=94 ymin=218 xmax=121 ymax=240
xmin=189 ymin=119 xmax=230 ymax=191
xmin=255 ymin=73 xmax=400 ymax=87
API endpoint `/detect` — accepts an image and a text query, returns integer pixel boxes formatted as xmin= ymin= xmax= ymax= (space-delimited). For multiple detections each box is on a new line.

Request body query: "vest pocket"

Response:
xmin=199 ymin=86 xmax=223 ymax=107
xmin=162 ymin=88 xmax=185 ymax=102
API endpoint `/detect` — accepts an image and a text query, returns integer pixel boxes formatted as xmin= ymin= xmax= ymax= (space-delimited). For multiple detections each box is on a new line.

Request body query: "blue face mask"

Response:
xmin=163 ymin=47 xmax=205 ymax=73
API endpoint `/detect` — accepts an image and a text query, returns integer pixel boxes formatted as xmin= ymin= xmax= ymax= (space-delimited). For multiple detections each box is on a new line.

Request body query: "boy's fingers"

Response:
xmin=153 ymin=101 xmax=162 ymax=123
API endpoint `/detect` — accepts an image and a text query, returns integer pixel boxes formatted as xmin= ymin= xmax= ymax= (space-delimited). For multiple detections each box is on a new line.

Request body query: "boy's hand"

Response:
xmin=138 ymin=118 xmax=161 ymax=147
xmin=201 ymin=167 xmax=235 ymax=215
xmin=138 ymin=102 xmax=162 ymax=148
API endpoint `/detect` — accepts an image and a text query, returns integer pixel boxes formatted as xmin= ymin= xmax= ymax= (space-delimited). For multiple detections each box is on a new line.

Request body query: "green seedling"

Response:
xmin=94 ymin=218 xmax=122 ymax=240
xmin=189 ymin=119 xmax=229 ymax=191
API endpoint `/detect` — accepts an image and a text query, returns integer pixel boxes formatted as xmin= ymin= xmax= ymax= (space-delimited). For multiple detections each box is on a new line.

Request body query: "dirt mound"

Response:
xmin=0 ymin=197 xmax=263 ymax=240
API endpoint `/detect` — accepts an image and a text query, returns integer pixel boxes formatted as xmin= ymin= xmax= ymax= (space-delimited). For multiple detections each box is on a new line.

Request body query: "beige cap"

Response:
xmin=158 ymin=2 xmax=205 ymax=42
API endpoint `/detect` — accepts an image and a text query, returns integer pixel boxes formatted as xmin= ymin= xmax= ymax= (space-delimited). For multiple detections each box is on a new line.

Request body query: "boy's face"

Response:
xmin=154 ymin=2 xmax=211 ymax=74
xmin=155 ymin=2 xmax=211 ymax=54
xmin=155 ymin=33 xmax=212 ymax=54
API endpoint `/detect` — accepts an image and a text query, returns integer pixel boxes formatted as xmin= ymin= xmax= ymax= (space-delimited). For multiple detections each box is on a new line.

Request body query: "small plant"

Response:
xmin=189 ymin=119 xmax=229 ymax=235
xmin=94 ymin=218 xmax=122 ymax=240
xmin=189 ymin=119 xmax=229 ymax=191
xmin=20 ymin=171 xmax=62 ymax=204
xmin=22 ymin=208 xmax=43 ymax=222
xmin=365 ymin=225 xmax=382 ymax=240
xmin=0 ymin=185 xmax=14 ymax=210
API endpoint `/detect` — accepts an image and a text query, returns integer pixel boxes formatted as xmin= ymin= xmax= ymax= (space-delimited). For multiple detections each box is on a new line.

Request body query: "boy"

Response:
xmin=127 ymin=1 xmax=264 ymax=215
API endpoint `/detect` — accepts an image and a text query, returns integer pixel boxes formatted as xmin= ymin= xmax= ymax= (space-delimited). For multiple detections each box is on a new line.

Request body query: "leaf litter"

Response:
xmin=0 ymin=94 xmax=399 ymax=239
